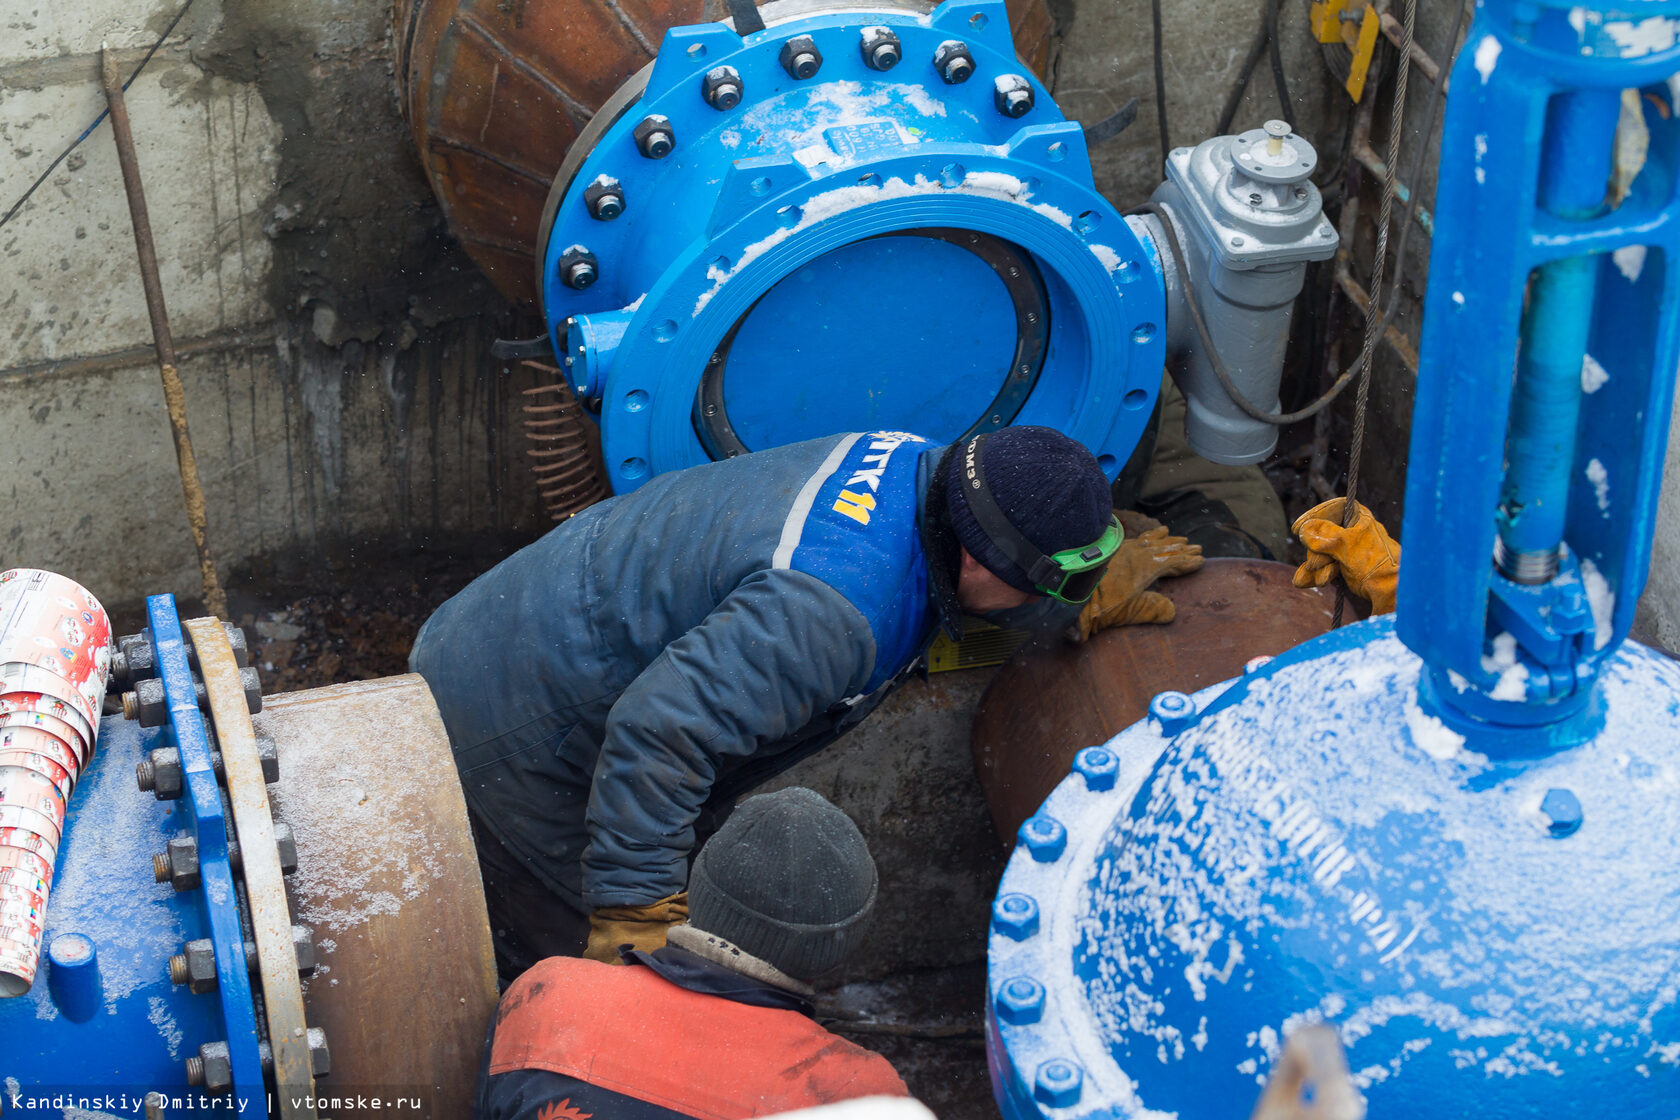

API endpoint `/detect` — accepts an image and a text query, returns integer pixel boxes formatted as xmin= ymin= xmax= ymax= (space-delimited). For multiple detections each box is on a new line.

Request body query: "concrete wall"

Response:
xmin=1 ymin=0 xmax=544 ymax=609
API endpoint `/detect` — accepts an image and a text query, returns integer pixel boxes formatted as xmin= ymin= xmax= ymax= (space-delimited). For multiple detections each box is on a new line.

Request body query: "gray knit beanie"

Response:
xmin=687 ymin=787 xmax=878 ymax=982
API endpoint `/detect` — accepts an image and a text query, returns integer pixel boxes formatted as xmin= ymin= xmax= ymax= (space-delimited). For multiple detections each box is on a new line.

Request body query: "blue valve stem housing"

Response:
xmin=1496 ymin=89 xmax=1621 ymax=582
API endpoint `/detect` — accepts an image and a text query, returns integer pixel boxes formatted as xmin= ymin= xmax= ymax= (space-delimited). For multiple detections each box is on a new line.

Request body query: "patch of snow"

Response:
xmin=1480 ymin=632 xmax=1529 ymax=701
xmin=1603 ymin=16 xmax=1679 ymax=58
xmin=1474 ymin=35 xmax=1502 ymax=83
xmin=1613 ymin=244 xmax=1647 ymax=283
xmin=1586 ymin=458 xmax=1611 ymax=512
xmin=1579 ymin=558 xmax=1615 ymax=650
xmin=1404 ymin=691 xmax=1466 ymax=759
xmin=1452 ymin=291 xmax=1465 ymax=306
xmin=1582 ymin=353 xmax=1609 ymax=393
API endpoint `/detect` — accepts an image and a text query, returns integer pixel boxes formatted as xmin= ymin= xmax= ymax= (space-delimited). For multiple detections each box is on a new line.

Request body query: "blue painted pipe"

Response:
xmin=1496 ymin=89 xmax=1620 ymax=581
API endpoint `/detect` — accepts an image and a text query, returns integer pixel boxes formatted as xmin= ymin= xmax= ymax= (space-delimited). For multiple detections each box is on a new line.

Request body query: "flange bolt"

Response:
xmin=779 ymin=35 xmax=823 ymax=80
xmin=1541 ymin=788 xmax=1582 ymax=838
xmin=168 ymin=953 xmax=190 ymax=986
xmin=632 ymin=114 xmax=675 ymax=159
xmin=1073 ymin=746 xmax=1118 ymax=791
xmin=1018 ymin=814 xmax=1067 ymax=863
xmin=996 ymin=977 xmax=1046 ymax=1025
xmin=860 ymin=26 xmax=901 ymax=70
xmin=993 ymin=74 xmax=1034 ymax=118
xmin=932 ymin=40 xmax=975 ymax=83
xmin=1034 ymin=1060 xmax=1084 ymax=1107
xmin=584 ymin=177 xmax=626 ymax=221
xmin=184 ymin=1056 xmax=205 ymax=1087
xmin=992 ymin=892 xmax=1040 ymax=940
xmin=701 ymin=65 xmax=744 ymax=111
xmin=1149 ymin=690 xmax=1198 ymax=735
xmin=559 ymin=246 xmax=599 ymax=291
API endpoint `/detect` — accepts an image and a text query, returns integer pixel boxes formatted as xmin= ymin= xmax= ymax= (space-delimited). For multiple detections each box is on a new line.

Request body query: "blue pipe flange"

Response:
xmin=537 ymin=0 xmax=1164 ymax=492
xmin=986 ymin=618 xmax=1680 ymax=1119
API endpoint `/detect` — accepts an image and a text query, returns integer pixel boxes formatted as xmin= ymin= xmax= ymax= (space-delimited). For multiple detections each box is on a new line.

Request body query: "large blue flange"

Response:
xmin=539 ymin=0 xmax=1164 ymax=491
xmin=987 ymin=616 xmax=1680 ymax=1119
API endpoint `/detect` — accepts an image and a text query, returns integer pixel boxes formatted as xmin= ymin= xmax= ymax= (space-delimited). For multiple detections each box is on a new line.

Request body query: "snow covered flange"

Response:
xmin=985 ymin=615 xmax=1680 ymax=1119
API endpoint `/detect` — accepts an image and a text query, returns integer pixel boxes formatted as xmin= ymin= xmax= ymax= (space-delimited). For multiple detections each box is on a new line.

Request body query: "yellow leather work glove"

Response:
xmin=1291 ymin=498 xmax=1400 ymax=614
xmin=583 ymin=892 xmax=689 ymax=964
xmin=1074 ymin=525 xmax=1205 ymax=640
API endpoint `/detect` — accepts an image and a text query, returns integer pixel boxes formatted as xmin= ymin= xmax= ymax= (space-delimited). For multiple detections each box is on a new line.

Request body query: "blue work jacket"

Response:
xmin=411 ymin=432 xmax=953 ymax=909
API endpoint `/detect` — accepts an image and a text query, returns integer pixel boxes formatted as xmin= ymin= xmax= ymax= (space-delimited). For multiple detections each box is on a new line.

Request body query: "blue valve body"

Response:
xmin=538 ymin=0 xmax=1164 ymax=491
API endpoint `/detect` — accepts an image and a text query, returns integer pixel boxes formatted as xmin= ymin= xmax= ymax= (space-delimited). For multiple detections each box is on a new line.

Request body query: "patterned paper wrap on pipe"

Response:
xmin=0 ymin=570 xmax=111 ymax=729
xmin=0 ymin=845 xmax=53 ymax=879
xmin=0 ymin=713 xmax=89 ymax=770
xmin=0 ymin=752 xmax=74 ymax=800
xmin=0 ymin=725 xmax=81 ymax=777
xmin=0 ymin=694 xmax=93 ymax=761
xmin=0 ymin=766 xmax=68 ymax=827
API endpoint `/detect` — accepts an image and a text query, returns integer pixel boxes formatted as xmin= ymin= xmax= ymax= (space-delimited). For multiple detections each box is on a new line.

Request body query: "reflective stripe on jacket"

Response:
xmin=411 ymin=433 xmax=942 ymax=909
xmin=476 ymin=955 xmax=910 ymax=1120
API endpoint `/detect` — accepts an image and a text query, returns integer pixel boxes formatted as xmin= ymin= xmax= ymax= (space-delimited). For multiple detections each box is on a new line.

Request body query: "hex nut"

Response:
xmin=558 ymin=246 xmax=599 ymax=291
xmin=992 ymin=892 xmax=1040 ymax=940
xmin=633 ymin=114 xmax=675 ymax=159
xmin=779 ymin=35 xmax=822 ymax=80
xmin=1034 ymin=1059 xmax=1083 ymax=1108
xmin=164 ymin=835 xmax=201 ymax=892
xmin=993 ymin=73 xmax=1034 ymax=118
xmin=932 ymin=40 xmax=975 ymax=84
xmin=177 ymin=938 xmax=218 ymax=994
xmin=226 ymin=821 xmax=297 ymax=876
xmin=1072 ymin=746 xmax=1118 ymax=791
xmin=583 ymin=177 xmax=626 ymax=220
xmin=1149 ymin=690 xmax=1197 ymax=735
xmin=701 ymin=65 xmax=743 ymax=111
xmin=255 ymin=733 xmax=280 ymax=784
xmin=197 ymin=1041 xmax=233 ymax=1094
xmin=258 ymin=1028 xmax=331 ymax=1078
xmin=860 ymin=26 xmax=901 ymax=71
xmin=1017 ymin=815 xmax=1067 ymax=863
xmin=142 ymin=746 xmax=184 ymax=800
xmin=133 ymin=677 xmax=168 ymax=728
xmin=996 ymin=976 xmax=1046 ymax=1025
xmin=1541 ymin=787 xmax=1583 ymax=837
xmin=292 ymin=925 xmax=317 ymax=975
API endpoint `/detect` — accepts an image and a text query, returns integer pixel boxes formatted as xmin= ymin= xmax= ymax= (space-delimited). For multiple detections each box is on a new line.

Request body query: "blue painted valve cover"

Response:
xmin=538 ymin=0 xmax=1164 ymax=491
xmin=987 ymin=618 xmax=1680 ymax=1119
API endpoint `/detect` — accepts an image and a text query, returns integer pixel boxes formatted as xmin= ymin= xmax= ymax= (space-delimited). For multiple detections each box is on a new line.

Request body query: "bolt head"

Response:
xmin=702 ymin=66 xmax=743 ymax=110
xmin=994 ymin=74 xmax=1034 ymax=118
xmin=996 ymin=976 xmax=1046 ymax=1024
xmin=633 ymin=115 xmax=675 ymax=159
xmin=1073 ymin=746 xmax=1118 ymax=791
xmin=1540 ymin=787 xmax=1582 ymax=837
xmin=779 ymin=36 xmax=823 ymax=80
xmin=992 ymin=892 xmax=1040 ymax=940
xmin=860 ymin=26 xmax=901 ymax=71
xmin=1034 ymin=1059 xmax=1084 ymax=1107
xmin=166 ymin=835 xmax=201 ymax=891
xmin=1018 ymin=814 xmax=1067 ymax=862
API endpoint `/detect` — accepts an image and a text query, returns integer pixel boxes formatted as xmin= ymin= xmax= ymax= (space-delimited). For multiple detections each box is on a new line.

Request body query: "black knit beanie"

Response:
xmin=687 ymin=788 xmax=877 ymax=982
xmin=945 ymin=426 xmax=1114 ymax=594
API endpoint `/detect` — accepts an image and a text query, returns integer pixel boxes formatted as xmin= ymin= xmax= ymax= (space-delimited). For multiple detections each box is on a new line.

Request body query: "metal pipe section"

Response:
xmin=1494 ymin=89 xmax=1620 ymax=583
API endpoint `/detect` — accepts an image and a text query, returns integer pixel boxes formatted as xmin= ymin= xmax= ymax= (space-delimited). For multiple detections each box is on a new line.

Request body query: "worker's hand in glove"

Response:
xmin=1291 ymin=497 xmax=1400 ymax=614
xmin=583 ymin=892 xmax=689 ymax=964
xmin=1073 ymin=522 xmax=1204 ymax=640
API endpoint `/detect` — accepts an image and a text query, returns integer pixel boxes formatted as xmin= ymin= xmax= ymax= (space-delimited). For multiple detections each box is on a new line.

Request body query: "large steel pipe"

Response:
xmin=970 ymin=559 xmax=1337 ymax=842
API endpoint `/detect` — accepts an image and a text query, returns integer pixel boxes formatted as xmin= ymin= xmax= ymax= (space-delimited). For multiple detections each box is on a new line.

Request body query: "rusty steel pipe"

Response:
xmin=971 ymin=560 xmax=1343 ymax=844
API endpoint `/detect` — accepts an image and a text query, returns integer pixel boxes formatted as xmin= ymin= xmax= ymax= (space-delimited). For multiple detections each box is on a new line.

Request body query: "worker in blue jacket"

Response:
xmin=412 ymin=425 xmax=1154 ymax=974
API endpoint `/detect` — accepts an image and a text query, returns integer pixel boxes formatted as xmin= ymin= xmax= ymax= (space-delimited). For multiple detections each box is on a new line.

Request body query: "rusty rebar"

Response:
xmin=100 ymin=48 xmax=227 ymax=619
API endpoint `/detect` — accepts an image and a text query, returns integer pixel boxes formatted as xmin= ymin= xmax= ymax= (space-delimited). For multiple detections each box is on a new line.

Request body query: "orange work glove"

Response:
xmin=1074 ymin=525 xmax=1204 ymax=640
xmin=1291 ymin=498 xmax=1400 ymax=614
xmin=583 ymin=892 xmax=689 ymax=964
